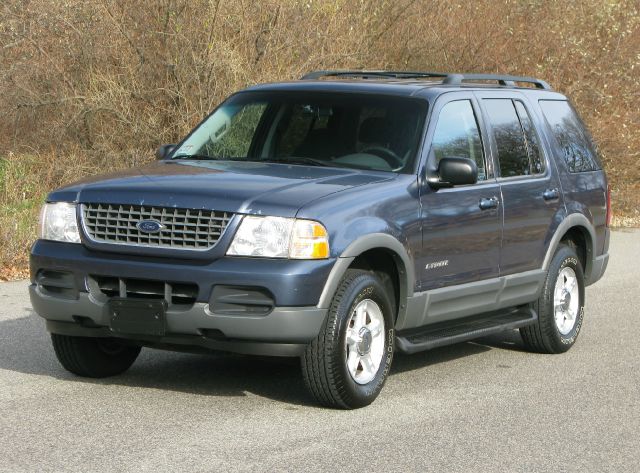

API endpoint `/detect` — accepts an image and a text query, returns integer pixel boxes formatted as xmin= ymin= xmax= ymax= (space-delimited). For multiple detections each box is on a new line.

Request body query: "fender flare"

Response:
xmin=542 ymin=213 xmax=596 ymax=280
xmin=317 ymin=233 xmax=415 ymax=312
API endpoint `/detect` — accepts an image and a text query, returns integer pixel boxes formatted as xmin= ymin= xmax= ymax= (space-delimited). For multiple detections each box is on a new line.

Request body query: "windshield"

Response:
xmin=172 ymin=91 xmax=427 ymax=173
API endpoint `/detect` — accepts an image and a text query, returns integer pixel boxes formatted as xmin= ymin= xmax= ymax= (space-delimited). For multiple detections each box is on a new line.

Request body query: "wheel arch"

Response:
xmin=543 ymin=213 xmax=596 ymax=283
xmin=317 ymin=234 xmax=414 ymax=324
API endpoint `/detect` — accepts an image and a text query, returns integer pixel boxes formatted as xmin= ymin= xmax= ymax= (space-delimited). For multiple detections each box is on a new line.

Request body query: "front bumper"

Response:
xmin=30 ymin=285 xmax=326 ymax=356
xmin=30 ymin=240 xmax=333 ymax=356
xmin=31 ymin=240 xmax=335 ymax=306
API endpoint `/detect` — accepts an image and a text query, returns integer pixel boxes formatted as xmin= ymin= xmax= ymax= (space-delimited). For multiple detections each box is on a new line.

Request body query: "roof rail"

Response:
xmin=300 ymin=70 xmax=552 ymax=90
xmin=300 ymin=70 xmax=449 ymax=81
xmin=443 ymin=73 xmax=551 ymax=90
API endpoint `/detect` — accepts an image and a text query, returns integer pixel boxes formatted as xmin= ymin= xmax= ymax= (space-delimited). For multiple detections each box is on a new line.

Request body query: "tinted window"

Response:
xmin=431 ymin=100 xmax=486 ymax=181
xmin=174 ymin=92 xmax=426 ymax=173
xmin=483 ymin=99 xmax=530 ymax=177
xmin=514 ymin=101 xmax=545 ymax=174
xmin=539 ymin=100 xmax=600 ymax=172
xmin=274 ymin=104 xmax=317 ymax=157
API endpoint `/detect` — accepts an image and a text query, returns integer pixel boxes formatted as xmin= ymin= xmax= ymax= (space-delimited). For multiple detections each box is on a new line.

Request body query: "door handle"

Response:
xmin=479 ymin=196 xmax=499 ymax=210
xmin=543 ymin=188 xmax=560 ymax=201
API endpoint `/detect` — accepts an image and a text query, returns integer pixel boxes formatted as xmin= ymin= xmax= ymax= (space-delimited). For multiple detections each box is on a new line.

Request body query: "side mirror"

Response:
xmin=433 ymin=157 xmax=478 ymax=187
xmin=155 ymin=144 xmax=176 ymax=160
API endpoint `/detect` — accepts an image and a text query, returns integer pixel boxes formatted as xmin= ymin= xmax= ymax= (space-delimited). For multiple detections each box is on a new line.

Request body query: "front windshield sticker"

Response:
xmin=176 ymin=144 xmax=194 ymax=155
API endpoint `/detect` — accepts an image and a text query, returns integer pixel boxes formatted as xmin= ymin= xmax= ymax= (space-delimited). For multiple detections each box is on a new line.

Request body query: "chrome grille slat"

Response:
xmin=81 ymin=203 xmax=232 ymax=250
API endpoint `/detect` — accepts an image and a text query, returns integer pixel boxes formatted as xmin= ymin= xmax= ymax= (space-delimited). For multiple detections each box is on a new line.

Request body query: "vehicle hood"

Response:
xmin=48 ymin=160 xmax=394 ymax=217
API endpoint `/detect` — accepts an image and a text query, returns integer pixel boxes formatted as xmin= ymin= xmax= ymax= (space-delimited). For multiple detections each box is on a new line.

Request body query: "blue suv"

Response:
xmin=30 ymin=71 xmax=610 ymax=408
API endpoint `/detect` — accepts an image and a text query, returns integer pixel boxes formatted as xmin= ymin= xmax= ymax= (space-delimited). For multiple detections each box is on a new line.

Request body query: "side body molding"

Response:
xmin=399 ymin=270 xmax=546 ymax=330
xmin=317 ymin=233 xmax=415 ymax=318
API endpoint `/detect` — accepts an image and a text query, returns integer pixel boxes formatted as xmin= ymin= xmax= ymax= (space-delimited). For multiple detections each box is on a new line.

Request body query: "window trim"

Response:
xmin=474 ymin=92 xmax=551 ymax=183
xmin=513 ymin=100 xmax=546 ymax=176
xmin=420 ymin=92 xmax=495 ymax=187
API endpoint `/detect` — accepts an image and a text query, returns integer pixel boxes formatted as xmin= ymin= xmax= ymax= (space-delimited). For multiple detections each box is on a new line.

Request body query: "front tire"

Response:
xmin=520 ymin=244 xmax=585 ymax=353
xmin=51 ymin=334 xmax=141 ymax=378
xmin=302 ymin=269 xmax=395 ymax=409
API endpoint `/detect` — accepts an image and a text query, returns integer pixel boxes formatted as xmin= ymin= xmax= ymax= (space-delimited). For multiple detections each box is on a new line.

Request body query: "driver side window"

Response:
xmin=432 ymin=100 xmax=486 ymax=181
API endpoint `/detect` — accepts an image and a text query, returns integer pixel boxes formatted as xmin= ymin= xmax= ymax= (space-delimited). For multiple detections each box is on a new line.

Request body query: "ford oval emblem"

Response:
xmin=136 ymin=219 xmax=165 ymax=234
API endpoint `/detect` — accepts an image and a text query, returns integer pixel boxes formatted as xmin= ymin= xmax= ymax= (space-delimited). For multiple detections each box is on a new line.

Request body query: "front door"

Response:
xmin=418 ymin=93 xmax=502 ymax=291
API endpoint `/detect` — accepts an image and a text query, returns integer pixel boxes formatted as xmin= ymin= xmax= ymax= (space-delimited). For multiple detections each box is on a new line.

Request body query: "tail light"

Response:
xmin=606 ymin=185 xmax=612 ymax=227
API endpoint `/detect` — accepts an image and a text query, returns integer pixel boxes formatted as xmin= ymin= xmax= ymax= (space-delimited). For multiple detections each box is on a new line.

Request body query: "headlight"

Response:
xmin=38 ymin=202 xmax=81 ymax=243
xmin=227 ymin=216 xmax=329 ymax=259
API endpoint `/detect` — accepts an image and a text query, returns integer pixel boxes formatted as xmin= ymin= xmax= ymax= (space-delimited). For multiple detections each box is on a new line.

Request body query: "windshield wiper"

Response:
xmin=265 ymin=156 xmax=346 ymax=168
xmin=173 ymin=154 xmax=352 ymax=169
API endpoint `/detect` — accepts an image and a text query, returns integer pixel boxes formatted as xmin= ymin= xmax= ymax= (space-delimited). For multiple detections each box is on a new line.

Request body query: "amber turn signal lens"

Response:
xmin=289 ymin=220 xmax=330 ymax=259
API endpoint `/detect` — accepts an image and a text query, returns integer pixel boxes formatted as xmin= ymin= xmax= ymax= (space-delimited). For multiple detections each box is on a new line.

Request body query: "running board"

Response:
xmin=395 ymin=307 xmax=537 ymax=354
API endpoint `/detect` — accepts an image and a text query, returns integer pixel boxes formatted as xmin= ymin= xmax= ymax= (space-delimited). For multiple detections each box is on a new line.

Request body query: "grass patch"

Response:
xmin=1 ymin=154 xmax=51 ymax=280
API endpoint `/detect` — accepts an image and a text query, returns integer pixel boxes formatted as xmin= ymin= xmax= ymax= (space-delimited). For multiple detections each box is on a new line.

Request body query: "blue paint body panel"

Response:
xmin=30 ymin=79 xmax=610 ymax=349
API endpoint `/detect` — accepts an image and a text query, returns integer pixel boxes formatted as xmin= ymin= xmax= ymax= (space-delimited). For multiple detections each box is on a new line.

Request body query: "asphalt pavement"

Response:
xmin=1 ymin=230 xmax=638 ymax=472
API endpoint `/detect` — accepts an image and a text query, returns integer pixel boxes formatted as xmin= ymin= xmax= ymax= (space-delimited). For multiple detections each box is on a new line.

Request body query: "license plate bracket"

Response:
xmin=108 ymin=298 xmax=167 ymax=337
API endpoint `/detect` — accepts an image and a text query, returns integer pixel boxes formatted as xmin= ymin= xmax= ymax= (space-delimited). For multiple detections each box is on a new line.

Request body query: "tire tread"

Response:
xmin=302 ymin=269 xmax=391 ymax=409
xmin=520 ymin=244 xmax=584 ymax=354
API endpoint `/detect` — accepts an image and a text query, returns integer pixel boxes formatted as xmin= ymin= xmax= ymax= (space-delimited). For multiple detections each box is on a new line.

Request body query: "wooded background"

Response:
xmin=1 ymin=0 xmax=638 ymax=279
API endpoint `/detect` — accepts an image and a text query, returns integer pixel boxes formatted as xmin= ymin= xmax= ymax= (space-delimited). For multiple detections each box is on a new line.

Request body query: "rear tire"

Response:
xmin=51 ymin=334 xmax=141 ymax=378
xmin=520 ymin=244 xmax=585 ymax=354
xmin=302 ymin=269 xmax=395 ymax=409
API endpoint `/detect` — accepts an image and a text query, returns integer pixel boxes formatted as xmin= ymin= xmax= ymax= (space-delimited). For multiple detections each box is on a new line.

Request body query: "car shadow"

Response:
xmin=471 ymin=329 xmax=529 ymax=352
xmin=1 ymin=310 xmax=526 ymax=407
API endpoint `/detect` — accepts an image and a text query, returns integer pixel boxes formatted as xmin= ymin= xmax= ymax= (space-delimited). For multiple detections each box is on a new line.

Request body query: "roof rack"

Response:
xmin=300 ymin=70 xmax=449 ymax=81
xmin=300 ymin=70 xmax=552 ymax=90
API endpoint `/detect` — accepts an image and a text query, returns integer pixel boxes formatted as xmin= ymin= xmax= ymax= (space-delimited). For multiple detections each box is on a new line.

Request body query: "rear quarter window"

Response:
xmin=539 ymin=100 xmax=601 ymax=172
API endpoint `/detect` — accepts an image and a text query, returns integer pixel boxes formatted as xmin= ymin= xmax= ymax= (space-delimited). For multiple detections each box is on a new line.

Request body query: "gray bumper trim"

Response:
xmin=30 ymin=284 xmax=327 ymax=347
xmin=44 ymin=320 xmax=307 ymax=357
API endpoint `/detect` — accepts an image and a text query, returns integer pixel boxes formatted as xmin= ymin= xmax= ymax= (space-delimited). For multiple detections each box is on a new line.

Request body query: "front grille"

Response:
xmin=81 ymin=203 xmax=232 ymax=250
xmin=90 ymin=275 xmax=198 ymax=307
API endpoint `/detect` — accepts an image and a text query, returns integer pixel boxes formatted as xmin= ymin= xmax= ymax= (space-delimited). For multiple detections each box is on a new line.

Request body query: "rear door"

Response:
xmin=418 ymin=92 xmax=502 ymax=291
xmin=475 ymin=92 xmax=564 ymax=275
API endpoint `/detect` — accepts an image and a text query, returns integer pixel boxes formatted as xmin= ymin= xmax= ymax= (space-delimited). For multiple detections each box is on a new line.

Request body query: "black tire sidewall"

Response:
xmin=52 ymin=334 xmax=141 ymax=378
xmin=331 ymin=272 xmax=395 ymax=408
xmin=545 ymin=246 xmax=585 ymax=350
